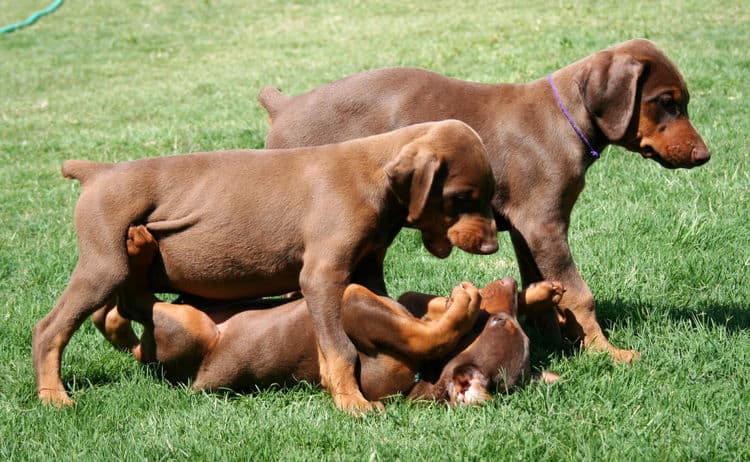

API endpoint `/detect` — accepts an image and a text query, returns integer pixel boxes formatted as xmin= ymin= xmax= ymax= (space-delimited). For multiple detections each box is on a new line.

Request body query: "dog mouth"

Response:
xmin=422 ymin=232 xmax=453 ymax=259
xmin=640 ymin=141 xmax=710 ymax=169
xmin=640 ymin=146 xmax=677 ymax=169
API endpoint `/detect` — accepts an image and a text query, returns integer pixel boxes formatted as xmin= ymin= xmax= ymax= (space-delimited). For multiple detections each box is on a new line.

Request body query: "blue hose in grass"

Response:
xmin=1 ymin=0 xmax=64 ymax=34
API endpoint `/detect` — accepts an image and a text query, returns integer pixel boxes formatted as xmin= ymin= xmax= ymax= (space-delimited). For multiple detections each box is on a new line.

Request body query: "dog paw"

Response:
xmin=126 ymin=225 xmax=157 ymax=260
xmin=610 ymin=348 xmax=640 ymax=365
xmin=39 ymin=389 xmax=75 ymax=408
xmin=525 ymin=280 xmax=565 ymax=306
xmin=444 ymin=281 xmax=480 ymax=329
xmin=333 ymin=393 xmax=385 ymax=416
xmin=534 ymin=370 xmax=561 ymax=384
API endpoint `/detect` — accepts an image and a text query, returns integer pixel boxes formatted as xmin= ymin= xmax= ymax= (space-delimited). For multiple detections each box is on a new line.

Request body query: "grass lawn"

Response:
xmin=1 ymin=0 xmax=748 ymax=460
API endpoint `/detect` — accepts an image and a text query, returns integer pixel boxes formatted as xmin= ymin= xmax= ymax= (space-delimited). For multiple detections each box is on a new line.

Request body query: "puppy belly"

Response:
xmin=151 ymin=237 xmax=303 ymax=299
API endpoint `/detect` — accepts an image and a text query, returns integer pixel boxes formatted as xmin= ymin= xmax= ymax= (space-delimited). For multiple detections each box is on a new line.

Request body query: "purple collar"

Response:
xmin=547 ymin=74 xmax=600 ymax=159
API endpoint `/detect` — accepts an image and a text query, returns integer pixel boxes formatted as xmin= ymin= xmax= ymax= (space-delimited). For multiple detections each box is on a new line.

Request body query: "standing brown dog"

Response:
xmin=33 ymin=120 xmax=498 ymax=414
xmin=258 ymin=39 xmax=710 ymax=362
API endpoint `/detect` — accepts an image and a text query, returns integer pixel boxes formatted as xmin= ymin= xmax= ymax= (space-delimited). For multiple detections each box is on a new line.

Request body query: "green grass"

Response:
xmin=1 ymin=0 xmax=749 ymax=460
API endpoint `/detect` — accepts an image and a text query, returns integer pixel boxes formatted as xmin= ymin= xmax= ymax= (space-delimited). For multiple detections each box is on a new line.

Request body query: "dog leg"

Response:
xmin=397 ymin=292 xmax=449 ymax=321
xmin=33 ymin=258 xmax=127 ymax=407
xmin=299 ymin=262 xmax=378 ymax=415
xmin=343 ymin=282 xmax=480 ymax=360
xmin=34 ymin=198 xmax=138 ymax=406
xmin=509 ymin=229 xmax=565 ymax=344
xmin=510 ymin=225 xmax=638 ymax=363
xmin=91 ymin=303 xmax=140 ymax=352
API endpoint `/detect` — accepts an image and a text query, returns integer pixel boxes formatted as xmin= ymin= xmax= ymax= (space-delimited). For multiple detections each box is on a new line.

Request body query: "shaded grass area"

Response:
xmin=1 ymin=0 xmax=748 ymax=460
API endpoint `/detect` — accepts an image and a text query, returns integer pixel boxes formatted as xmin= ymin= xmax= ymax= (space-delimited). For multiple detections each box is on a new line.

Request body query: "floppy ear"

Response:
xmin=579 ymin=50 xmax=645 ymax=141
xmin=384 ymin=145 xmax=441 ymax=223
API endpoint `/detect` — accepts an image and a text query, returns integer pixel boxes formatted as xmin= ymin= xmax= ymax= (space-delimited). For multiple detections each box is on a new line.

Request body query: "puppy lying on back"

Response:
xmin=96 ymin=226 xmax=561 ymax=403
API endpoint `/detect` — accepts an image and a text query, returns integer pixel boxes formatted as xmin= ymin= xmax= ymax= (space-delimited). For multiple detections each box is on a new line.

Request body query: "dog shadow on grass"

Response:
xmin=596 ymin=297 xmax=750 ymax=334
xmin=664 ymin=303 xmax=750 ymax=333
xmin=524 ymin=297 xmax=750 ymax=372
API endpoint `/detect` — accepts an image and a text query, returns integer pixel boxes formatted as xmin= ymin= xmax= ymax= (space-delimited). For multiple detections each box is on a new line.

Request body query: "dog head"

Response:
xmin=438 ymin=277 xmax=531 ymax=404
xmin=385 ymin=120 xmax=498 ymax=258
xmin=578 ymin=38 xmax=709 ymax=168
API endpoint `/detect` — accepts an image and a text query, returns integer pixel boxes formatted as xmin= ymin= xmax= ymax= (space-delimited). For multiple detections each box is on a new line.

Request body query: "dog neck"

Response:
xmin=544 ymin=65 xmax=609 ymax=167
xmin=547 ymin=74 xmax=600 ymax=160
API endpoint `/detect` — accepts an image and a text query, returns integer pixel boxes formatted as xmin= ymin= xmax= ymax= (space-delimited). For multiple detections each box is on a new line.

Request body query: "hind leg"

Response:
xmin=34 ymin=206 xmax=134 ymax=406
xmin=92 ymin=225 xmax=161 ymax=353
xmin=33 ymin=257 xmax=128 ymax=406
xmin=91 ymin=302 xmax=139 ymax=352
xmin=104 ymin=226 xmax=217 ymax=381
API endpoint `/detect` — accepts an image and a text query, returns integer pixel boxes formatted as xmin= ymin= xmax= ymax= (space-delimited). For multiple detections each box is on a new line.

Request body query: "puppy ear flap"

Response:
xmin=384 ymin=145 xmax=441 ymax=223
xmin=579 ymin=51 xmax=645 ymax=141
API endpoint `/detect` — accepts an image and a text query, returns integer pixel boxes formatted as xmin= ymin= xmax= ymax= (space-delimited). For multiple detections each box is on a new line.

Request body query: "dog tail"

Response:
xmin=257 ymin=86 xmax=290 ymax=122
xmin=61 ymin=159 xmax=112 ymax=185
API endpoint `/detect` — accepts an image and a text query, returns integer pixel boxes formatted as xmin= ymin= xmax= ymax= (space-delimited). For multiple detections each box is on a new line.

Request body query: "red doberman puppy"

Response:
xmin=258 ymin=39 xmax=710 ymax=363
xmin=96 ymin=226 xmax=561 ymax=403
xmin=33 ymin=120 xmax=499 ymax=413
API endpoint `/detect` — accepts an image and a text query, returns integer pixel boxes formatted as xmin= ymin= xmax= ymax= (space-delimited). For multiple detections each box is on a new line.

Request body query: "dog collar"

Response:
xmin=547 ymin=74 xmax=600 ymax=159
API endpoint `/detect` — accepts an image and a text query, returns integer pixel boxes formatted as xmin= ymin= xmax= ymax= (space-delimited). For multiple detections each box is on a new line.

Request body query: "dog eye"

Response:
xmin=448 ymin=192 xmax=478 ymax=215
xmin=658 ymin=94 xmax=679 ymax=114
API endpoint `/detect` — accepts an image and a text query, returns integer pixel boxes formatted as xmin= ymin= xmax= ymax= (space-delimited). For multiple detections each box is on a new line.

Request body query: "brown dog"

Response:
xmin=96 ymin=226 xmax=561 ymax=403
xmin=258 ymin=39 xmax=710 ymax=363
xmin=33 ymin=120 xmax=499 ymax=413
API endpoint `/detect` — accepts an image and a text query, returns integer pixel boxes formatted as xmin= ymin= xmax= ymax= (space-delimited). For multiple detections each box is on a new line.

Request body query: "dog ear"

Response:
xmin=579 ymin=50 xmax=645 ymax=141
xmin=384 ymin=145 xmax=441 ymax=223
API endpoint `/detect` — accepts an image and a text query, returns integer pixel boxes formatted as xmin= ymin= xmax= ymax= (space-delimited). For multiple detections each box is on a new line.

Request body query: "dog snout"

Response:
xmin=447 ymin=215 xmax=498 ymax=255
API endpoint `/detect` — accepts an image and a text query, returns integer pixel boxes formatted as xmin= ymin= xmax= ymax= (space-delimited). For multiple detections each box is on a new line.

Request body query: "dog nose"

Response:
xmin=500 ymin=276 xmax=517 ymax=291
xmin=480 ymin=239 xmax=498 ymax=254
xmin=692 ymin=145 xmax=710 ymax=165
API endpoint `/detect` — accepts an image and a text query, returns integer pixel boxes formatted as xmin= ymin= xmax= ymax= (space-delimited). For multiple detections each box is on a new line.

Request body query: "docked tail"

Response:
xmin=257 ymin=86 xmax=290 ymax=123
xmin=61 ymin=159 xmax=112 ymax=185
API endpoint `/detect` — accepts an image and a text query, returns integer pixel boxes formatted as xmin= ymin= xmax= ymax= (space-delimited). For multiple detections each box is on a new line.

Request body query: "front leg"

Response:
xmin=510 ymin=222 xmax=638 ymax=364
xmin=345 ymin=282 xmax=481 ymax=360
xmin=299 ymin=260 xmax=382 ymax=414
